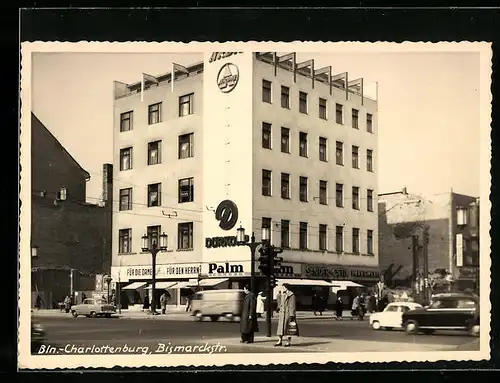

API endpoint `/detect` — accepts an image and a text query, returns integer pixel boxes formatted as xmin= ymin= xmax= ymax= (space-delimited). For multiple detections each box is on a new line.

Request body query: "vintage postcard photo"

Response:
xmin=19 ymin=42 xmax=492 ymax=369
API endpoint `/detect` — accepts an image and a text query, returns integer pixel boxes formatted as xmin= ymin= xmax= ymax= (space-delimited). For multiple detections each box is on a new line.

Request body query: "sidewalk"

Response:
xmin=204 ymin=336 xmax=452 ymax=353
xmin=31 ymin=308 xmax=369 ymax=321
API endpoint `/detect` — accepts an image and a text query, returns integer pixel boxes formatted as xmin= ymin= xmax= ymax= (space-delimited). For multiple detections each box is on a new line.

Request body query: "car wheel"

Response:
xmin=468 ymin=324 xmax=480 ymax=337
xmin=371 ymin=321 xmax=381 ymax=330
xmin=90 ymin=311 xmax=97 ymax=318
xmin=105 ymin=314 xmax=111 ymax=318
xmin=224 ymin=313 xmax=234 ymax=322
xmin=405 ymin=320 xmax=419 ymax=335
xmin=193 ymin=311 xmax=202 ymax=321
xmin=71 ymin=311 xmax=78 ymax=318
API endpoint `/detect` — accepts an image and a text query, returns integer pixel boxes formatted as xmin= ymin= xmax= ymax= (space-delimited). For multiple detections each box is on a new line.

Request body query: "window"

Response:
xmin=336 ymin=141 xmax=344 ymax=165
xmin=299 ymin=132 xmax=308 ymax=157
xmin=281 ymin=220 xmax=290 ymax=248
xmin=281 ymin=127 xmax=290 ymax=153
xmin=319 ymin=180 xmax=328 ymax=205
xmin=319 ymin=137 xmax=327 ymax=162
xmin=178 ymin=222 xmax=193 ymax=249
xmin=299 ymin=222 xmax=308 ymax=249
xmin=299 ymin=91 xmax=308 ymax=114
xmin=148 ymin=102 xmax=162 ymax=125
xmin=367 ymin=113 xmax=373 ymax=133
xmin=148 ymin=183 xmax=161 ymax=207
xmin=367 ymin=149 xmax=374 ymax=172
xmin=319 ymin=224 xmax=327 ymax=251
xmin=457 ymin=299 xmax=477 ymax=309
xmin=262 ymin=169 xmax=272 ymax=196
xmin=385 ymin=305 xmax=399 ymax=312
xmin=336 ymin=103 xmax=343 ymax=124
xmin=281 ymin=173 xmax=290 ymax=199
xmin=147 ymin=225 xmax=161 ymax=247
xmin=178 ymin=177 xmax=194 ymax=203
xmin=352 ymin=109 xmax=359 ymax=129
xmin=335 ymin=226 xmax=343 ymax=252
xmin=319 ymin=98 xmax=327 ymax=119
xmin=118 ymin=229 xmax=132 ymax=253
xmin=299 ymin=176 xmax=308 ymax=202
xmin=262 ymin=80 xmax=272 ymax=103
xmin=148 ymin=140 xmax=161 ymax=165
xmin=352 ymin=228 xmax=360 ymax=254
xmin=179 ymin=133 xmax=194 ymax=159
xmin=120 ymin=111 xmax=133 ymax=132
xmin=281 ymin=86 xmax=290 ymax=108
xmin=367 ymin=230 xmax=374 ymax=254
xmin=352 ymin=145 xmax=359 ymax=169
xmin=179 ymin=93 xmax=194 ymax=117
xmin=352 ymin=186 xmax=360 ymax=210
xmin=120 ymin=147 xmax=133 ymax=171
xmin=262 ymin=122 xmax=272 ymax=149
xmin=367 ymin=189 xmax=374 ymax=212
xmin=336 ymin=183 xmax=344 ymax=207
xmin=119 ymin=188 xmax=132 ymax=211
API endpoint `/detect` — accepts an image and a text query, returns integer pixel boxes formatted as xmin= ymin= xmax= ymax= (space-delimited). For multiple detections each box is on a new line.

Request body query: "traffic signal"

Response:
xmin=272 ymin=247 xmax=283 ymax=275
xmin=269 ymin=274 xmax=277 ymax=289
xmin=258 ymin=245 xmax=271 ymax=275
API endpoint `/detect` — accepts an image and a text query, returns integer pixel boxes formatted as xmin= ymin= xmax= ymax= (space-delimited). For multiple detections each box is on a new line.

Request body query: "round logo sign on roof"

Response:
xmin=217 ymin=63 xmax=239 ymax=93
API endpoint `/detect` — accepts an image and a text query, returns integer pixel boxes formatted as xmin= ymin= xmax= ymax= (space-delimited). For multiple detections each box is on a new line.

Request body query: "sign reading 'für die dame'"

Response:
xmin=124 ymin=264 xmax=201 ymax=279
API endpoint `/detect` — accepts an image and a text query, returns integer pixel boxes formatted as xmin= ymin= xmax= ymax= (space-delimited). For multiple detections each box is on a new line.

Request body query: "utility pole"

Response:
xmin=422 ymin=226 xmax=430 ymax=302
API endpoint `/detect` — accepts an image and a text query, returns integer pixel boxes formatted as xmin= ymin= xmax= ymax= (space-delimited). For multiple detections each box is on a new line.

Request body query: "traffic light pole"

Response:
xmin=266 ymin=270 xmax=273 ymax=337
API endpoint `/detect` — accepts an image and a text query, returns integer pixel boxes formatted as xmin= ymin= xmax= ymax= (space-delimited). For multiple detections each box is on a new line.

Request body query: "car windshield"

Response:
xmin=384 ymin=305 xmax=399 ymax=312
xmin=429 ymin=299 xmax=458 ymax=309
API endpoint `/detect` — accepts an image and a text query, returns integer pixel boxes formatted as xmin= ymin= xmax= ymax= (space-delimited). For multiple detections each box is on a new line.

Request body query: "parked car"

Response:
xmin=369 ymin=302 xmax=423 ymax=330
xmin=31 ymin=318 xmax=45 ymax=353
xmin=71 ymin=298 xmax=116 ymax=318
xmin=190 ymin=289 xmax=244 ymax=322
xmin=402 ymin=293 xmax=480 ymax=336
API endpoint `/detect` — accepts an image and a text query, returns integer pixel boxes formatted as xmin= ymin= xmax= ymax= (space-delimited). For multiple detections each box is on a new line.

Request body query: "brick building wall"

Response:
xmin=31 ymin=114 xmax=112 ymax=308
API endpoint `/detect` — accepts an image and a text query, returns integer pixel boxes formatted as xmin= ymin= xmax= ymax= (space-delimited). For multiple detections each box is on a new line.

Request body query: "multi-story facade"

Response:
xmin=378 ymin=189 xmax=479 ymax=292
xmin=31 ymin=113 xmax=113 ymax=308
xmin=111 ymin=52 xmax=379 ymax=308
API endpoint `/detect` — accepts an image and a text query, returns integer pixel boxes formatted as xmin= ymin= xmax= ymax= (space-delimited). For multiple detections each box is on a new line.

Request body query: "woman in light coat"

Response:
xmin=256 ymin=292 xmax=265 ymax=318
xmin=275 ymin=284 xmax=298 ymax=347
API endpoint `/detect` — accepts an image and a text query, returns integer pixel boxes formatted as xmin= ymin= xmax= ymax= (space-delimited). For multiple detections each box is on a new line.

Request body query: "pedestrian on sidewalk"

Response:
xmin=35 ymin=295 xmax=42 ymax=310
xmin=64 ymin=295 xmax=71 ymax=313
xmin=143 ymin=292 xmax=150 ymax=311
xmin=256 ymin=292 xmax=265 ymax=318
xmin=185 ymin=290 xmax=194 ymax=312
xmin=160 ymin=291 xmax=168 ymax=315
xmin=334 ymin=296 xmax=343 ymax=319
xmin=240 ymin=285 xmax=258 ymax=344
xmin=275 ymin=283 xmax=298 ymax=347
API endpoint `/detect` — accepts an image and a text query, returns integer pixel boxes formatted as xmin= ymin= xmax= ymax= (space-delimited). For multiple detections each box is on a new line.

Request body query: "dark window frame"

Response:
xmin=178 ymin=177 xmax=194 ymax=203
xmin=262 ymin=169 xmax=272 ymax=196
xmin=336 ymin=141 xmax=344 ymax=165
xmin=299 ymin=222 xmax=308 ymax=250
xmin=336 ymin=183 xmax=344 ymax=207
xmin=352 ymin=186 xmax=360 ymax=210
xmin=299 ymin=132 xmax=308 ymax=157
xmin=120 ymin=111 xmax=133 ymax=132
xmin=179 ymin=133 xmax=194 ymax=159
xmin=147 ymin=140 xmax=162 ymax=165
xmin=179 ymin=93 xmax=194 ymax=117
xmin=148 ymin=102 xmax=162 ymax=125
xmin=178 ymin=222 xmax=194 ymax=249
xmin=319 ymin=136 xmax=328 ymax=162
xmin=281 ymin=127 xmax=290 ymax=153
xmin=299 ymin=91 xmax=308 ymax=114
xmin=262 ymin=122 xmax=272 ymax=149
xmin=281 ymin=220 xmax=290 ymax=248
xmin=299 ymin=176 xmax=308 ymax=202
xmin=119 ymin=188 xmax=133 ymax=211
xmin=319 ymin=224 xmax=327 ymax=251
xmin=281 ymin=86 xmax=290 ymax=109
xmin=336 ymin=103 xmax=343 ymax=124
xmin=281 ymin=173 xmax=290 ymax=199
xmin=120 ymin=147 xmax=133 ymax=171
xmin=352 ymin=228 xmax=360 ymax=254
xmin=118 ymin=228 xmax=132 ymax=253
xmin=319 ymin=98 xmax=327 ymax=119
xmin=147 ymin=183 xmax=162 ymax=207
xmin=262 ymin=79 xmax=272 ymax=103
xmin=335 ymin=226 xmax=343 ymax=252
xmin=319 ymin=180 xmax=328 ymax=205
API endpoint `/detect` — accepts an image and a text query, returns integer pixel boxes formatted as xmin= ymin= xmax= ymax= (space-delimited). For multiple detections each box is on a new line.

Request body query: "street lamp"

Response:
xmin=141 ymin=232 xmax=168 ymax=315
xmin=236 ymin=225 xmax=270 ymax=294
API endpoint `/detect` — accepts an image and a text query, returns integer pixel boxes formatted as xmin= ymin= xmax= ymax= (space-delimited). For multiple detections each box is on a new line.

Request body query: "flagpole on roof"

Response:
xmin=171 ymin=63 xmax=174 ymax=93
xmin=141 ymin=73 xmax=144 ymax=102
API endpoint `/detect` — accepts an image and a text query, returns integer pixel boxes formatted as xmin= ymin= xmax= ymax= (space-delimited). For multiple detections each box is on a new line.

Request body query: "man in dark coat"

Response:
xmin=240 ymin=285 xmax=258 ymax=343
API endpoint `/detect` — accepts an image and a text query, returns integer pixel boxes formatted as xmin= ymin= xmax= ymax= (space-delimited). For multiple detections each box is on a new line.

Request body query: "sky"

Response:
xmin=31 ymin=50 xmax=481 ymax=203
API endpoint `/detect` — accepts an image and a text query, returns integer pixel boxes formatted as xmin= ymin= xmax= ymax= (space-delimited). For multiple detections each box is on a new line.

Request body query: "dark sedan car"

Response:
xmin=401 ymin=293 xmax=479 ymax=336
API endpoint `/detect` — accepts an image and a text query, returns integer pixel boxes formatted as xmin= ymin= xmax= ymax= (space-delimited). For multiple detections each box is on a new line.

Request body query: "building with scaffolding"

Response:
xmin=111 ymin=52 xmax=379 ymax=309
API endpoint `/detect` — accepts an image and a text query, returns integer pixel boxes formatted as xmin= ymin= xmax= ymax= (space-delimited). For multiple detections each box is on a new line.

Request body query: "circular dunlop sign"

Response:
xmin=215 ymin=200 xmax=239 ymax=231
xmin=217 ymin=63 xmax=239 ymax=93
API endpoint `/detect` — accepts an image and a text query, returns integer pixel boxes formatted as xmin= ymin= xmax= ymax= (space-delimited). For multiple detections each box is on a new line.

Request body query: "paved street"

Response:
xmin=31 ymin=313 xmax=479 ymax=355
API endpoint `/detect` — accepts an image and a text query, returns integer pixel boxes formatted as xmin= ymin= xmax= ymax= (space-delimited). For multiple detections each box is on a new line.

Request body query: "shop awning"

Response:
xmin=330 ymin=280 xmax=364 ymax=288
xmin=171 ymin=281 xmax=196 ymax=289
xmin=198 ymin=278 xmax=229 ymax=287
xmin=145 ymin=282 xmax=178 ymax=289
xmin=122 ymin=282 xmax=147 ymax=290
xmin=277 ymin=279 xmax=332 ymax=287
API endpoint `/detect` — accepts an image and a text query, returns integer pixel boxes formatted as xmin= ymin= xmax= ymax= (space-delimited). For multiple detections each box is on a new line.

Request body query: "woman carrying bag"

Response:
xmin=275 ymin=284 xmax=299 ymax=347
